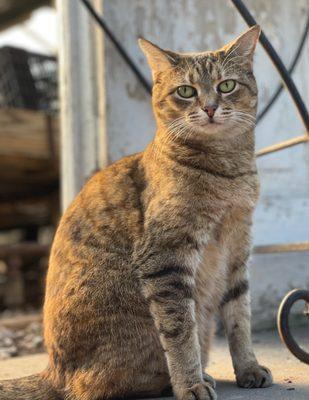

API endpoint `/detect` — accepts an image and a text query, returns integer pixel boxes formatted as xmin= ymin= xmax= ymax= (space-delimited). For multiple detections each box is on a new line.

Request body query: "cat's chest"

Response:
xmin=183 ymin=176 xmax=258 ymax=255
xmin=187 ymin=175 xmax=257 ymax=218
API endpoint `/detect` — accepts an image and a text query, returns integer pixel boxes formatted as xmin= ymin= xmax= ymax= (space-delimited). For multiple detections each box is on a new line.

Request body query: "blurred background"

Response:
xmin=0 ymin=0 xmax=308 ymax=359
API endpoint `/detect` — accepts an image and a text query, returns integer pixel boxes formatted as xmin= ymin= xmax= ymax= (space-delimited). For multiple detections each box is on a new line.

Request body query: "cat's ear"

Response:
xmin=138 ymin=38 xmax=179 ymax=79
xmin=221 ymin=25 xmax=260 ymax=64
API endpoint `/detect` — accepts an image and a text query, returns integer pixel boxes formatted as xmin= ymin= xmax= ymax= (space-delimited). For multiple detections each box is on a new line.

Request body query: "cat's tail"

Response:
xmin=0 ymin=373 xmax=61 ymax=400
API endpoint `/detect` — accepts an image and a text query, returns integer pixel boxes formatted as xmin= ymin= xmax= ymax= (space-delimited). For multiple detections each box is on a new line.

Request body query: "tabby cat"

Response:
xmin=0 ymin=25 xmax=273 ymax=400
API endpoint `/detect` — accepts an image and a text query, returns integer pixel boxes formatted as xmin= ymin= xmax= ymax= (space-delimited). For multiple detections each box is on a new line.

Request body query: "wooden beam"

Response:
xmin=0 ymin=195 xmax=58 ymax=230
xmin=0 ymin=242 xmax=49 ymax=259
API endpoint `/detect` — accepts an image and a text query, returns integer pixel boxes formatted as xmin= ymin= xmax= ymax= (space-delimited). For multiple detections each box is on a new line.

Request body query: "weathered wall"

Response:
xmin=102 ymin=0 xmax=309 ymax=327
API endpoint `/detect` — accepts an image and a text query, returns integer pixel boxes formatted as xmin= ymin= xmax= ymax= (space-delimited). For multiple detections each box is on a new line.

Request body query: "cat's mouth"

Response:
xmin=199 ymin=118 xmax=222 ymax=126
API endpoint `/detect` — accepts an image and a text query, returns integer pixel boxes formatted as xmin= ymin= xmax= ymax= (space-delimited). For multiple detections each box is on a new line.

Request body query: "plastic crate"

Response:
xmin=0 ymin=46 xmax=58 ymax=112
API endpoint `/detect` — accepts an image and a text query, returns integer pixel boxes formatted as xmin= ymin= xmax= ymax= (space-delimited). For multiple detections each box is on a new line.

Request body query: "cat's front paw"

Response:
xmin=236 ymin=364 xmax=273 ymax=388
xmin=203 ymin=372 xmax=216 ymax=389
xmin=177 ymin=381 xmax=217 ymax=400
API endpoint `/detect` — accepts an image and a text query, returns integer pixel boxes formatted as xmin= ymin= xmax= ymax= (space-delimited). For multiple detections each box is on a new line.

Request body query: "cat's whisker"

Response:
xmin=183 ymin=126 xmax=196 ymax=143
xmin=168 ymin=116 xmax=186 ymax=126
xmin=233 ymin=110 xmax=256 ymax=117
xmin=166 ymin=116 xmax=186 ymax=130
xmin=167 ymin=124 xmax=187 ymax=137
xmin=233 ymin=113 xmax=255 ymax=122
xmin=164 ymin=121 xmax=190 ymax=146
xmin=235 ymin=115 xmax=256 ymax=126
xmin=221 ymin=43 xmax=240 ymax=69
xmin=181 ymin=57 xmax=194 ymax=76
xmin=221 ymin=55 xmax=247 ymax=72
xmin=165 ymin=124 xmax=186 ymax=138
xmin=233 ymin=117 xmax=256 ymax=125
xmin=223 ymin=53 xmax=246 ymax=64
xmin=232 ymin=116 xmax=256 ymax=129
xmin=221 ymin=66 xmax=241 ymax=76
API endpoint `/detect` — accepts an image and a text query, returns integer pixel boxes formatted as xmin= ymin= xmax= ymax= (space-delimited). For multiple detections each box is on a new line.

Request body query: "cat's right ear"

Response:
xmin=138 ymin=38 xmax=179 ymax=79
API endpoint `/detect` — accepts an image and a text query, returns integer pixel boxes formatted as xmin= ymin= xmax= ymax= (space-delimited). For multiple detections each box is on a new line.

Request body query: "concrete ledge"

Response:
xmin=250 ymin=251 xmax=309 ymax=330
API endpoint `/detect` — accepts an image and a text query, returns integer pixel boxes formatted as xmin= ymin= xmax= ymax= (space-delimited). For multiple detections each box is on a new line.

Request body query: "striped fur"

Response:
xmin=0 ymin=26 xmax=272 ymax=400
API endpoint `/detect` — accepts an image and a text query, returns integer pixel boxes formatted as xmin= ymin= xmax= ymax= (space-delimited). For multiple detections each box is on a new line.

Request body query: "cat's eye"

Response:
xmin=176 ymin=85 xmax=197 ymax=98
xmin=218 ymin=79 xmax=236 ymax=94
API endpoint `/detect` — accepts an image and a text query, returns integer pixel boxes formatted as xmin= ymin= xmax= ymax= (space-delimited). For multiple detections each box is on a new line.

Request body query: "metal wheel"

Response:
xmin=277 ymin=289 xmax=309 ymax=364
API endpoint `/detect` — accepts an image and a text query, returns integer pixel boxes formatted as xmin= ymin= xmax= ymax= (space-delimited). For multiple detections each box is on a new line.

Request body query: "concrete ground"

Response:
xmin=0 ymin=328 xmax=308 ymax=399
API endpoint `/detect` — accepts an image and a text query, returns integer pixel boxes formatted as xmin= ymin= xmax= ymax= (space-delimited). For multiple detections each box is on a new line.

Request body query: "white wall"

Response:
xmin=102 ymin=0 xmax=309 ymax=248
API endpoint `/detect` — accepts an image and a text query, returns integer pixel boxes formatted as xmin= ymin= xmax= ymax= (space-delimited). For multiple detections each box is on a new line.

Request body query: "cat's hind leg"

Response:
xmin=220 ymin=249 xmax=273 ymax=389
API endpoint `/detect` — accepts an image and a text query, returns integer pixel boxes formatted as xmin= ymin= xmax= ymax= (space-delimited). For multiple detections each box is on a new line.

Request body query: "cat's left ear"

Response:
xmin=221 ymin=25 xmax=261 ymax=65
xmin=139 ymin=38 xmax=179 ymax=79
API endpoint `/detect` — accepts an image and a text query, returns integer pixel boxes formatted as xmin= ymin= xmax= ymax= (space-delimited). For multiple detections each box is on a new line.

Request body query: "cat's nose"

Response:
xmin=202 ymin=105 xmax=218 ymax=118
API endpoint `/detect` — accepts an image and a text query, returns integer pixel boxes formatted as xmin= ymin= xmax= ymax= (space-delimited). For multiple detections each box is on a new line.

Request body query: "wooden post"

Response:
xmin=56 ymin=0 xmax=107 ymax=212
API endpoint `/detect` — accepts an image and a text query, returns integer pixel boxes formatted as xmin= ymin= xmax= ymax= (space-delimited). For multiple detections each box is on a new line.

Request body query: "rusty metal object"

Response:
xmin=256 ymin=135 xmax=309 ymax=157
xmin=277 ymin=289 xmax=309 ymax=364
xmin=254 ymin=241 xmax=309 ymax=254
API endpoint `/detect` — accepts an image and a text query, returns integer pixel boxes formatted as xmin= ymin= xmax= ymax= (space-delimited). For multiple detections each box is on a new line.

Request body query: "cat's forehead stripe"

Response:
xmin=184 ymin=56 xmax=221 ymax=83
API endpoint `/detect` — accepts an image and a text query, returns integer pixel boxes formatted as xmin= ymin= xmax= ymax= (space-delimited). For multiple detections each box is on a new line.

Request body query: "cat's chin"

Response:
xmin=191 ymin=122 xmax=245 ymax=141
xmin=194 ymin=122 xmax=226 ymax=136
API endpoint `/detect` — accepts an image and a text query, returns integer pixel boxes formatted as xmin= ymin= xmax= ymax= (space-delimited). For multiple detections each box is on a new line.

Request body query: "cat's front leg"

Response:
xmin=138 ymin=248 xmax=216 ymax=400
xmin=220 ymin=245 xmax=273 ymax=389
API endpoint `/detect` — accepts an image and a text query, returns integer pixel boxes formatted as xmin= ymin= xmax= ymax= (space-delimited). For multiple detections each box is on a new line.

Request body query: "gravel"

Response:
xmin=0 ymin=321 xmax=44 ymax=360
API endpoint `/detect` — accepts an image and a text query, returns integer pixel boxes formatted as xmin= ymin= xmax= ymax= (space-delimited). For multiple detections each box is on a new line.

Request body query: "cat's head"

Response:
xmin=139 ymin=26 xmax=260 ymax=143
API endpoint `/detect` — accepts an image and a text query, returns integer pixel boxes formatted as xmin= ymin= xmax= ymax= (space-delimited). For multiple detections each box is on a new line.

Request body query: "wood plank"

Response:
xmin=0 ymin=196 xmax=57 ymax=230
xmin=0 ymin=108 xmax=59 ymax=160
xmin=0 ymin=173 xmax=58 ymax=200
xmin=0 ymin=313 xmax=42 ymax=329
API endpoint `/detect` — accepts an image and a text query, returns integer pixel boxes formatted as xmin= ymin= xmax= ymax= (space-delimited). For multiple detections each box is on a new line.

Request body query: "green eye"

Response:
xmin=177 ymin=85 xmax=197 ymax=98
xmin=218 ymin=79 xmax=236 ymax=93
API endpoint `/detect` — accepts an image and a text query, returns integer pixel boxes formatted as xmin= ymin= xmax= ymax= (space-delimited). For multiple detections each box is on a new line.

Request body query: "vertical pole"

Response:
xmin=57 ymin=0 xmax=107 ymax=212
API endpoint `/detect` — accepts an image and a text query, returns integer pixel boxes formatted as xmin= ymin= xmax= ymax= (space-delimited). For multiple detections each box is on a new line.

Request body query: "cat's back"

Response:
xmin=43 ymin=152 xmax=155 ymax=377
xmin=45 ymin=152 xmax=145 ymax=298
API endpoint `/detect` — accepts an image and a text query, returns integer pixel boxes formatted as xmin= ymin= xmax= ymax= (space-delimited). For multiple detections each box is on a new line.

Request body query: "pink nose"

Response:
xmin=203 ymin=105 xmax=217 ymax=118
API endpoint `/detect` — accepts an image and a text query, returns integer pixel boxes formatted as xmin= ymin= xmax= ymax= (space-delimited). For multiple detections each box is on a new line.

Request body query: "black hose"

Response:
xmin=79 ymin=0 xmax=152 ymax=94
xmin=257 ymin=13 xmax=309 ymax=123
xmin=231 ymin=0 xmax=309 ymax=131
xmin=277 ymin=289 xmax=309 ymax=364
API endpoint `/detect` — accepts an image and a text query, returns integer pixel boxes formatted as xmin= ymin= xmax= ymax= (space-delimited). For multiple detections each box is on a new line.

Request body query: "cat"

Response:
xmin=0 ymin=25 xmax=273 ymax=400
